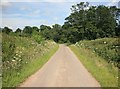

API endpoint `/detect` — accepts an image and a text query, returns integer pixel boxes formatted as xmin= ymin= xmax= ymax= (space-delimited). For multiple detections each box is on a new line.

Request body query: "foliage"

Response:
xmin=62 ymin=2 xmax=119 ymax=43
xmin=23 ymin=26 xmax=33 ymax=36
xmin=33 ymin=3 xmax=119 ymax=44
xmin=2 ymin=34 xmax=16 ymax=61
xmin=32 ymin=32 xmax=44 ymax=44
xmin=70 ymin=45 xmax=118 ymax=87
xmin=75 ymin=38 xmax=120 ymax=68
xmin=2 ymin=27 xmax=12 ymax=34
xmin=1 ymin=2 xmax=120 ymax=87
xmin=2 ymin=33 xmax=58 ymax=87
xmin=1 ymin=2 xmax=120 ymax=43
xmin=15 ymin=28 xmax=22 ymax=33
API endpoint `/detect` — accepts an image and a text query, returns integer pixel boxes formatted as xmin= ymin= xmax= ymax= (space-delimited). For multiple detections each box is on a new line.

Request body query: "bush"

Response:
xmin=32 ymin=34 xmax=44 ymax=44
xmin=77 ymin=38 xmax=120 ymax=68
xmin=2 ymin=34 xmax=16 ymax=61
xmin=2 ymin=33 xmax=58 ymax=87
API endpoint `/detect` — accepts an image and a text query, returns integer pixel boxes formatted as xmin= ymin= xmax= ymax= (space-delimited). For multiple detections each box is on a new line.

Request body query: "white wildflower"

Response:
xmin=18 ymin=55 xmax=21 ymax=57
xmin=104 ymin=41 xmax=106 ymax=44
xmin=19 ymin=59 xmax=22 ymax=61
xmin=13 ymin=56 xmax=16 ymax=59
xmin=16 ymin=53 xmax=18 ymax=56
xmin=20 ymin=51 xmax=22 ymax=54
xmin=12 ymin=60 xmax=16 ymax=62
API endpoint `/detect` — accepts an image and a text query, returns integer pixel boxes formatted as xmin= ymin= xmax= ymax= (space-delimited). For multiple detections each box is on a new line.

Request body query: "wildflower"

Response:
xmin=104 ymin=41 xmax=106 ymax=44
xmin=6 ymin=61 xmax=9 ymax=63
xmin=22 ymin=47 xmax=24 ymax=50
xmin=32 ymin=42 xmax=35 ymax=45
xmin=20 ymin=51 xmax=22 ymax=54
xmin=13 ymin=56 xmax=16 ymax=59
xmin=19 ymin=59 xmax=22 ymax=62
xmin=18 ymin=55 xmax=21 ymax=58
xmin=52 ymin=42 xmax=55 ymax=44
xmin=12 ymin=60 xmax=16 ymax=62
xmin=16 ymin=53 xmax=18 ymax=56
xmin=75 ymin=42 xmax=78 ymax=45
xmin=44 ymin=44 xmax=47 ymax=46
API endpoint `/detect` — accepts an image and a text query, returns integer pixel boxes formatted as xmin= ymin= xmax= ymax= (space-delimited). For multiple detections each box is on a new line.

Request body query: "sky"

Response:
xmin=0 ymin=0 xmax=119 ymax=30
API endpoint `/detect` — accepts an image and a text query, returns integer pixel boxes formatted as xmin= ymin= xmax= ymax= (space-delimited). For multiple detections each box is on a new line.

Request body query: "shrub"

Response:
xmin=77 ymin=38 xmax=120 ymax=68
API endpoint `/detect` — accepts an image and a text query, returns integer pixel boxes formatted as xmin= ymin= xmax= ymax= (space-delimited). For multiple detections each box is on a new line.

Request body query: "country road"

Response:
xmin=19 ymin=44 xmax=101 ymax=87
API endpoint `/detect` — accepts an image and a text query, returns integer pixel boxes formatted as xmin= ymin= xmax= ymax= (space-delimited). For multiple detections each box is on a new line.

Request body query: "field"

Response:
xmin=2 ymin=33 xmax=58 ymax=87
xmin=70 ymin=38 xmax=119 ymax=87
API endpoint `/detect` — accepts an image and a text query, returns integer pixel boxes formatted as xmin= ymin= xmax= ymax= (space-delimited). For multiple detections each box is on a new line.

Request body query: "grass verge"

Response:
xmin=3 ymin=44 xmax=59 ymax=88
xmin=69 ymin=45 xmax=118 ymax=88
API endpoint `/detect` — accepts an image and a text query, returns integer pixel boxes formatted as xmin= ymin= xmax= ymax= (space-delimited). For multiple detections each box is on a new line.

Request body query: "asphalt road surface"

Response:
xmin=20 ymin=44 xmax=101 ymax=87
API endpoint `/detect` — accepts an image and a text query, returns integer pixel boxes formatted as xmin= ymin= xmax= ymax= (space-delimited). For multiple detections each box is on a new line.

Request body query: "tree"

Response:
xmin=63 ymin=2 xmax=118 ymax=43
xmin=40 ymin=25 xmax=51 ymax=31
xmin=52 ymin=24 xmax=61 ymax=29
xmin=51 ymin=24 xmax=62 ymax=42
xmin=23 ymin=26 xmax=32 ymax=35
xmin=115 ymin=25 xmax=120 ymax=36
xmin=84 ymin=22 xmax=97 ymax=40
xmin=15 ymin=28 xmax=22 ymax=36
xmin=86 ymin=6 xmax=97 ymax=26
xmin=116 ymin=8 xmax=120 ymax=26
xmin=39 ymin=25 xmax=52 ymax=40
xmin=15 ymin=28 xmax=22 ymax=33
xmin=2 ymin=27 xmax=12 ymax=34
xmin=96 ymin=5 xmax=116 ymax=37
xmin=32 ymin=26 xmax=39 ymax=32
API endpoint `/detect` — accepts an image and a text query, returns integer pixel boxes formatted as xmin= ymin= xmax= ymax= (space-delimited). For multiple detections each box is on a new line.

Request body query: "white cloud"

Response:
xmin=0 ymin=0 xmax=105 ymax=3
xmin=1 ymin=0 xmax=39 ymax=2
xmin=20 ymin=7 xmax=30 ymax=11
xmin=0 ymin=1 xmax=11 ymax=7
xmin=33 ymin=10 xmax=41 ymax=14
xmin=107 ymin=0 xmax=119 ymax=6
xmin=42 ymin=0 xmax=67 ymax=2
xmin=3 ymin=13 xmax=23 ymax=17
xmin=2 ymin=0 xmax=119 ymax=30
xmin=1 ymin=0 xmax=116 ymax=3
xmin=111 ymin=0 xmax=119 ymax=3
xmin=53 ymin=17 xmax=59 ymax=21
xmin=2 ymin=17 xmax=50 ymax=30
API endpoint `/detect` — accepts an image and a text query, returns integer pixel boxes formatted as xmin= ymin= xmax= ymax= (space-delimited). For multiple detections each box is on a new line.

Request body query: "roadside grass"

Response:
xmin=3 ymin=44 xmax=58 ymax=88
xmin=77 ymin=38 xmax=120 ymax=68
xmin=2 ymin=33 xmax=59 ymax=87
xmin=69 ymin=43 xmax=118 ymax=88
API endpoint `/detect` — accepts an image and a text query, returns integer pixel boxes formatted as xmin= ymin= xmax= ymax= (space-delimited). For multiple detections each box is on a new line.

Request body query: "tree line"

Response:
xmin=1 ymin=2 xmax=120 ymax=43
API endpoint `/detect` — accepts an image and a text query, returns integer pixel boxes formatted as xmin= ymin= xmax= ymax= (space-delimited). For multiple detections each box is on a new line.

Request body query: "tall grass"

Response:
xmin=70 ymin=38 xmax=119 ymax=87
xmin=0 ymin=33 xmax=2 ymax=89
xmin=2 ymin=33 xmax=58 ymax=87
xmin=76 ymin=38 xmax=120 ymax=68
